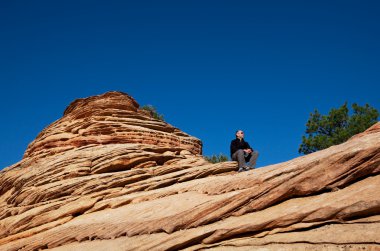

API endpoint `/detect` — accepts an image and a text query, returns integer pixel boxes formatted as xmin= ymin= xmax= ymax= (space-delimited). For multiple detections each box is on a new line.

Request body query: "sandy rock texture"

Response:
xmin=0 ymin=91 xmax=379 ymax=250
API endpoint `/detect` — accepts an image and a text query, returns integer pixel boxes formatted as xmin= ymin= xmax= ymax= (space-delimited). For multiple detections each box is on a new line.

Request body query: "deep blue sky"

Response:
xmin=1 ymin=1 xmax=379 ymax=169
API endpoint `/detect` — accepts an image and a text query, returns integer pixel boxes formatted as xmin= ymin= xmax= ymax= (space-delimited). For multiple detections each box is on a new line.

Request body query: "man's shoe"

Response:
xmin=245 ymin=166 xmax=255 ymax=170
xmin=238 ymin=168 xmax=246 ymax=172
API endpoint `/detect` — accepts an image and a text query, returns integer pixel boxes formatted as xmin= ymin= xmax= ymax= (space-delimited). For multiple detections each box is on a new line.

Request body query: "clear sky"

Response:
xmin=1 ymin=1 xmax=379 ymax=169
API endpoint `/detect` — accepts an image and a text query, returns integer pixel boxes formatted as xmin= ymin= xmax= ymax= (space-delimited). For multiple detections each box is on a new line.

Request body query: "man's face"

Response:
xmin=236 ymin=130 xmax=244 ymax=139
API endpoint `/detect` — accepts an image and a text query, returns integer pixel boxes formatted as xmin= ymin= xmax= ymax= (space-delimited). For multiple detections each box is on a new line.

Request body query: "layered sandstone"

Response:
xmin=0 ymin=92 xmax=379 ymax=250
xmin=23 ymin=91 xmax=202 ymax=160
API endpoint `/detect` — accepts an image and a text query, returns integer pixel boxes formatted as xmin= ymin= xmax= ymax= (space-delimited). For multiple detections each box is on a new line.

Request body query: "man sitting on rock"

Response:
xmin=230 ymin=130 xmax=259 ymax=172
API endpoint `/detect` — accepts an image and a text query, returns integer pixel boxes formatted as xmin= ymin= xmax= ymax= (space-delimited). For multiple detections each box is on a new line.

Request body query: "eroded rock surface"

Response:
xmin=0 ymin=92 xmax=379 ymax=250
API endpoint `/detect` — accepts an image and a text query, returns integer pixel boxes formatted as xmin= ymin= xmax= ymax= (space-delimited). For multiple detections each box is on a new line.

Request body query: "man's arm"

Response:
xmin=230 ymin=140 xmax=239 ymax=155
xmin=245 ymin=141 xmax=253 ymax=152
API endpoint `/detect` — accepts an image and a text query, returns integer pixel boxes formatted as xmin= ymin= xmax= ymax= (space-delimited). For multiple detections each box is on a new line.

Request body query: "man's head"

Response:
xmin=235 ymin=130 xmax=244 ymax=139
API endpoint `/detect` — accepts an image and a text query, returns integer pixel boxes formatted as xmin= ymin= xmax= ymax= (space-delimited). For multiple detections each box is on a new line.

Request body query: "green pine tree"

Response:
xmin=299 ymin=102 xmax=378 ymax=154
xmin=204 ymin=153 xmax=229 ymax=163
xmin=140 ymin=105 xmax=164 ymax=121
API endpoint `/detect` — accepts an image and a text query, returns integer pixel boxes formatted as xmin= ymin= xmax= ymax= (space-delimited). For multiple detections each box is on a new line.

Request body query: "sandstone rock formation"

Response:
xmin=0 ymin=91 xmax=379 ymax=250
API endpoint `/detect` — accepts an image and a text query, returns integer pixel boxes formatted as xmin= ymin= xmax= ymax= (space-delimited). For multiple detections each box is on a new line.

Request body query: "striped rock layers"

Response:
xmin=0 ymin=92 xmax=379 ymax=250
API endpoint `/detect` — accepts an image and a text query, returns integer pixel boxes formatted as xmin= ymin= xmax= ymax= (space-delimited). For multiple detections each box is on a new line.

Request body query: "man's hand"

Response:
xmin=244 ymin=149 xmax=252 ymax=154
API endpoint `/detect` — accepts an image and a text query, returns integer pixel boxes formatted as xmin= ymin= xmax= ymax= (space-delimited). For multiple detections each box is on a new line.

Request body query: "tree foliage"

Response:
xmin=204 ymin=153 xmax=229 ymax=163
xmin=299 ymin=102 xmax=379 ymax=154
xmin=140 ymin=105 xmax=164 ymax=121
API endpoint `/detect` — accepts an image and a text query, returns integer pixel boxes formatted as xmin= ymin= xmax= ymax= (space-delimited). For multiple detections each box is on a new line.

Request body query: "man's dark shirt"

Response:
xmin=230 ymin=138 xmax=253 ymax=157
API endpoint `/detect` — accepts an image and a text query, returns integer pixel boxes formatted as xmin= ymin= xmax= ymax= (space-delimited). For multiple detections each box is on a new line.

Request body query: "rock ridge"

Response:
xmin=0 ymin=92 xmax=379 ymax=250
xmin=23 ymin=91 xmax=202 ymax=160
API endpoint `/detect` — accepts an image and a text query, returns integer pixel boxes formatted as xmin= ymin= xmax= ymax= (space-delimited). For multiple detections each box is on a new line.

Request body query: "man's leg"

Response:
xmin=232 ymin=150 xmax=246 ymax=172
xmin=247 ymin=150 xmax=259 ymax=169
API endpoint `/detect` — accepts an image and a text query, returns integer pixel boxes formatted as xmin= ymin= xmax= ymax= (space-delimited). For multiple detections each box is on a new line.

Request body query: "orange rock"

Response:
xmin=0 ymin=92 xmax=379 ymax=250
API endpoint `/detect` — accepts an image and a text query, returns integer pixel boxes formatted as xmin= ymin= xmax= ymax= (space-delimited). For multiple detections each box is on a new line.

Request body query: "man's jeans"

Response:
xmin=232 ymin=149 xmax=259 ymax=171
